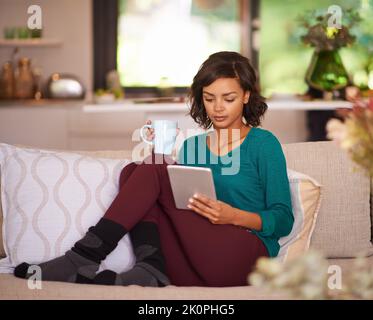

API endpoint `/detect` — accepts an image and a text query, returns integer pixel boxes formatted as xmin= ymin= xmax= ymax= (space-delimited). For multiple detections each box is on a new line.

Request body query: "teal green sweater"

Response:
xmin=177 ymin=127 xmax=294 ymax=257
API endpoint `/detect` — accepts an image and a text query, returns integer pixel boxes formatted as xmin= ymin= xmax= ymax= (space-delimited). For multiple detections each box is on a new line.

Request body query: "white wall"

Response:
xmin=0 ymin=0 xmax=93 ymax=96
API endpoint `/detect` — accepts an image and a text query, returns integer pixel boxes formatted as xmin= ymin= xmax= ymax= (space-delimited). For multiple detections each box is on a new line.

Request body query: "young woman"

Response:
xmin=14 ymin=51 xmax=294 ymax=287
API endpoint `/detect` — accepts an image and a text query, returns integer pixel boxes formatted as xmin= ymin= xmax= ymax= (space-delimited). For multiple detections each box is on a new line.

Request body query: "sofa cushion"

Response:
xmin=0 ymin=143 xmax=135 ymax=273
xmin=0 ymin=273 xmax=286 ymax=300
xmin=1 ymin=256 xmax=372 ymax=300
xmin=283 ymin=141 xmax=373 ymax=258
xmin=278 ymin=169 xmax=322 ymax=262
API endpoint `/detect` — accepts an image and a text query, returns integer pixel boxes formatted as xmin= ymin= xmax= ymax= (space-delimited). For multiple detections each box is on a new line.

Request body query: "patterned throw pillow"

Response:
xmin=278 ymin=169 xmax=322 ymax=262
xmin=0 ymin=143 xmax=135 ymax=273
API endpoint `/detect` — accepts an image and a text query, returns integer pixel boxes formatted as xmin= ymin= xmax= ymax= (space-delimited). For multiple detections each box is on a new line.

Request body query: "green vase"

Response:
xmin=305 ymin=49 xmax=349 ymax=92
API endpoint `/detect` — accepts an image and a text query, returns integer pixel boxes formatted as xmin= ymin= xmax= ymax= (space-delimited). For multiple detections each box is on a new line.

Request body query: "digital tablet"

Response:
xmin=166 ymin=165 xmax=217 ymax=210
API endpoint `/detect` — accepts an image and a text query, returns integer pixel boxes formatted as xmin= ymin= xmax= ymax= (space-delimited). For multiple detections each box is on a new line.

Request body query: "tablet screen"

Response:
xmin=167 ymin=165 xmax=216 ymax=210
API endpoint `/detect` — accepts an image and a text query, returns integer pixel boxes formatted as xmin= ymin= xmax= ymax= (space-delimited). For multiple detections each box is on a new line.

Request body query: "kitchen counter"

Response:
xmin=83 ymin=99 xmax=353 ymax=113
xmin=0 ymin=98 xmax=353 ymax=111
xmin=0 ymin=99 xmax=86 ymax=108
xmin=0 ymin=97 xmax=348 ymax=151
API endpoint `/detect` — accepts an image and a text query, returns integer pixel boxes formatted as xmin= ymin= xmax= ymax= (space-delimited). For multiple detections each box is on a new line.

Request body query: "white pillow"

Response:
xmin=278 ymin=169 xmax=323 ymax=262
xmin=0 ymin=143 xmax=135 ymax=274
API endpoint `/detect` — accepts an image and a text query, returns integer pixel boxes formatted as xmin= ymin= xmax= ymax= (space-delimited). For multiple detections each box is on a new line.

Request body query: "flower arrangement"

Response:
xmin=248 ymin=250 xmax=373 ymax=300
xmin=248 ymin=250 xmax=329 ymax=300
xmin=297 ymin=8 xmax=360 ymax=51
xmin=326 ymin=92 xmax=373 ymax=176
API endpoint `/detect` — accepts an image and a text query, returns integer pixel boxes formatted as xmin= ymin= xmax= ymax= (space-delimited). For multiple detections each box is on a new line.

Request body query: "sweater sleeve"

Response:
xmin=255 ymin=134 xmax=294 ymax=239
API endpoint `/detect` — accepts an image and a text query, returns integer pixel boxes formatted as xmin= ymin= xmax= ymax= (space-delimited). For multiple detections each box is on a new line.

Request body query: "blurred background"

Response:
xmin=0 ymin=0 xmax=372 ymax=156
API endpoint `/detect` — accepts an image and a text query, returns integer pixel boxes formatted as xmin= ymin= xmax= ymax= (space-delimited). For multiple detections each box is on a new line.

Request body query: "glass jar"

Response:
xmin=0 ymin=61 xmax=14 ymax=99
xmin=305 ymin=49 xmax=349 ymax=92
xmin=14 ymin=57 xmax=34 ymax=99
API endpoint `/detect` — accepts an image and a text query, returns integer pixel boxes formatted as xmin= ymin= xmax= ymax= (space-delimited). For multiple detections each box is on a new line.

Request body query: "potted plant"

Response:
xmin=297 ymin=8 xmax=361 ymax=93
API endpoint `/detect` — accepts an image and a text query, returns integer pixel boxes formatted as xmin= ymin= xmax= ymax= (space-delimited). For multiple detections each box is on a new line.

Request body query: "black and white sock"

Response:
xmin=14 ymin=218 xmax=127 ymax=283
xmin=92 ymin=221 xmax=170 ymax=287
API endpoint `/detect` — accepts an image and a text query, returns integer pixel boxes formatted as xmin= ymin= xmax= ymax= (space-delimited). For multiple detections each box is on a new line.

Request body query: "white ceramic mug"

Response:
xmin=140 ymin=120 xmax=178 ymax=155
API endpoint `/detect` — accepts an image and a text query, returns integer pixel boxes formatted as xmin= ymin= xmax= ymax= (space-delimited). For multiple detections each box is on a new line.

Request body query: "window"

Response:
xmin=117 ymin=0 xmax=247 ymax=89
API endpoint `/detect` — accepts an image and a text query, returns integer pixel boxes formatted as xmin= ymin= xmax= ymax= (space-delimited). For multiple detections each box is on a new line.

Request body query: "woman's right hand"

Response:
xmin=144 ymin=119 xmax=155 ymax=142
xmin=144 ymin=120 xmax=180 ymax=142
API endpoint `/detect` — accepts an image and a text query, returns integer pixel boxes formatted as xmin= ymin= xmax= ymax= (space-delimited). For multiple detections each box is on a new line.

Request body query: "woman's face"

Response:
xmin=202 ymin=77 xmax=250 ymax=129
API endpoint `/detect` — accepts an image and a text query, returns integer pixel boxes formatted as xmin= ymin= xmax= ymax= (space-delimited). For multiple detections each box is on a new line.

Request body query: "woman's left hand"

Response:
xmin=187 ymin=193 xmax=237 ymax=225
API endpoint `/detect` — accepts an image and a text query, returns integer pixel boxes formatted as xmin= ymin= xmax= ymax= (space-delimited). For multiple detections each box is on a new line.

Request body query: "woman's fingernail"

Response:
xmin=187 ymin=204 xmax=192 ymax=208
xmin=189 ymin=198 xmax=193 ymax=203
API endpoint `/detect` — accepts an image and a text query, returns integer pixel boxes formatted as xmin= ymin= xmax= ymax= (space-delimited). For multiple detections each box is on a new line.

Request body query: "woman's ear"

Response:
xmin=244 ymin=91 xmax=250 ymax=104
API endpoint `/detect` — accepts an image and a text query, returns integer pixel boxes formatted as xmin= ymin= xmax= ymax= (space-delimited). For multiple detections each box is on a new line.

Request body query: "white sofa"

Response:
xmin=0 ymin=141 xmax=372 ymax=299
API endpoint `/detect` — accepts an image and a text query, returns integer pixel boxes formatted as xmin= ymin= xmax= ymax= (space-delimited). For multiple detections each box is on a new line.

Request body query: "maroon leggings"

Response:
xmin=104 ymin=153 xmax=268 ymax=287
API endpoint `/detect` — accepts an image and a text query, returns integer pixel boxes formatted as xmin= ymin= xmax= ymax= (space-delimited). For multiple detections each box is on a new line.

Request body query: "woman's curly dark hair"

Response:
xmin=188 ymin=51 xmax=268 ymax=129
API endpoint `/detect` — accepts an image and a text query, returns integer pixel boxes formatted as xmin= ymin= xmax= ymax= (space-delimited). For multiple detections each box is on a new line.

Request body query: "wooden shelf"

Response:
xmin=0 ymin=38 xmax=62 ymax=47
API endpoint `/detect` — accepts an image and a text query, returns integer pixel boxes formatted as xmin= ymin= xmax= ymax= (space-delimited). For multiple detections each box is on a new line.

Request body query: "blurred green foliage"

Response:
xmin=259 ymin=0 xmax=373 ymax=97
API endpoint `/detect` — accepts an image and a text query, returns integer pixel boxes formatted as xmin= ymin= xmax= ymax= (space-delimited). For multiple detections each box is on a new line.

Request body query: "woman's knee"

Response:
xmin=142 ymin=153 xmax=177 ymax=166
xmin=119 ymin=162 xmax=138 ymax=187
